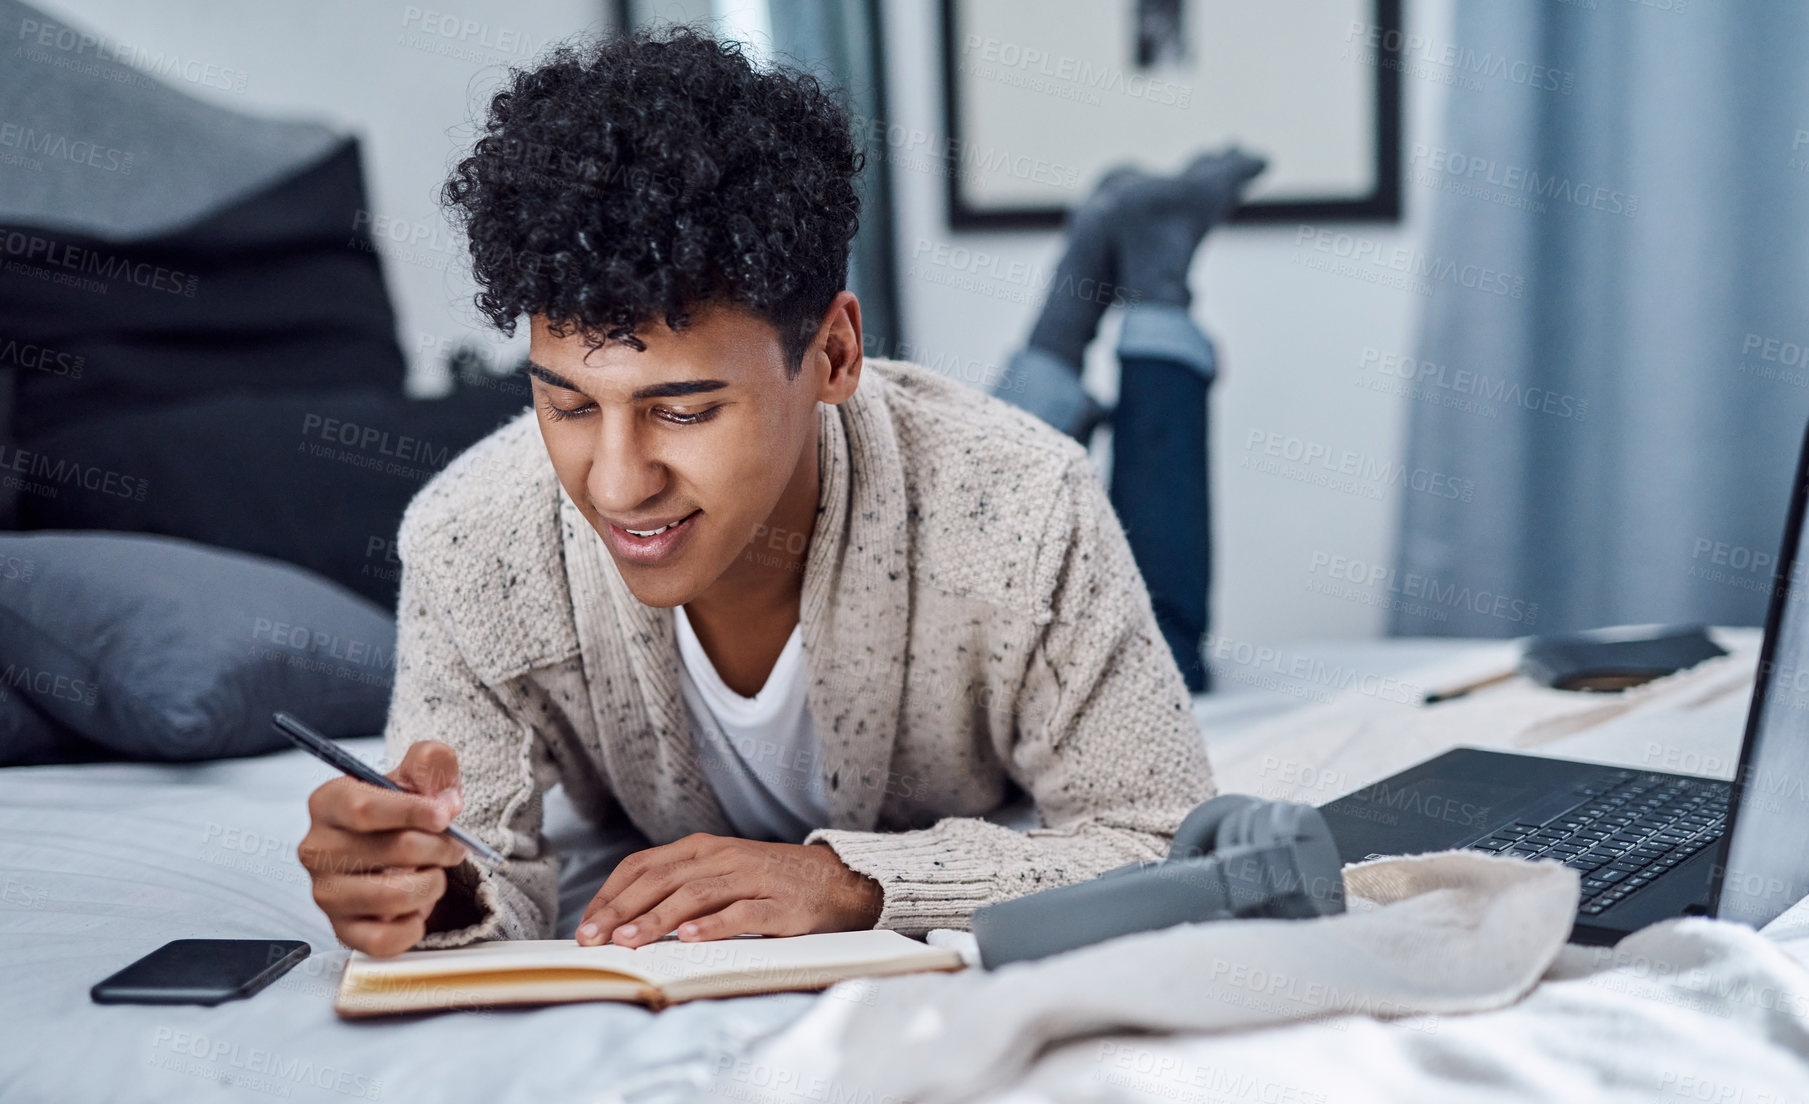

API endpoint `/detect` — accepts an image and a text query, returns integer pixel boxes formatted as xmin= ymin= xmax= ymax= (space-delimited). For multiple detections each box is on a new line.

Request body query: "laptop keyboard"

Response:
xmin=1465 ymin=771 xmax=1729 ymax=916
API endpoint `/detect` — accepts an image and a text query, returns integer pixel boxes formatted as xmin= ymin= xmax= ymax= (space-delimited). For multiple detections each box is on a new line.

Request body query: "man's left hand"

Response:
xmin=575 ymin=833 xmax=884 ymax=947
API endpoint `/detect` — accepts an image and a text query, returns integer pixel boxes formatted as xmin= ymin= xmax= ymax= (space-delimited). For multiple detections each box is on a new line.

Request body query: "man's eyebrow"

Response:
xmin=525 ymin=361 xmax=582 ymax=391
xmin=524 ymin=361 xmax=728 ymax=401
xmin=630 ymin=379 xmax=729 ymax=400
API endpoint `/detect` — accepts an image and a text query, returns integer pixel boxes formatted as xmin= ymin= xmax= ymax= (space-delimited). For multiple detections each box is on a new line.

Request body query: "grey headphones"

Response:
xmin=971 ymin=795 xmax=1347 ymax=969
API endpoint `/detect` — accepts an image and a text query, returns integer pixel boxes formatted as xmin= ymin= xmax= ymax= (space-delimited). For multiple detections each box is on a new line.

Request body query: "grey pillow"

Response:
xmin=0 ymin=532 xmax=395 ymax=764
xmin=0 ymin=676 xmax=110 ymax=766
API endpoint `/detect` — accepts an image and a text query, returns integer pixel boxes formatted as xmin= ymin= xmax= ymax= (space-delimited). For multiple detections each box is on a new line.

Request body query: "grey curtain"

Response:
xmin=1393 ymin=0 xmax=1809 ymax=637
xmin=617 ymin=0 xmax=901 ymax=351
xmin=766 ymin=0 xmax=901 ymax=352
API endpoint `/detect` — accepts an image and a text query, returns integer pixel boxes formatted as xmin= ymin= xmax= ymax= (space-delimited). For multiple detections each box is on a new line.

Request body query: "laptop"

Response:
xmin=1319 ymin=422 xmax=1809 ymax=946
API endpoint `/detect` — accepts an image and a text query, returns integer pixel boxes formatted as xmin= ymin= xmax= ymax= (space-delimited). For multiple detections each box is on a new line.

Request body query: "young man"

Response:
xmin=300 ymin=27 xmax=1215 ymax=957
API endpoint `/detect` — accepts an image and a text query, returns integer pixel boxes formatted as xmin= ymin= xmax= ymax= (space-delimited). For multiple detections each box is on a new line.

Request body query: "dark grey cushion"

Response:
xmin=0 ymin=532 xmax=395 ymax=764
xmin=0 ymin=675 xmax=110 ymax=766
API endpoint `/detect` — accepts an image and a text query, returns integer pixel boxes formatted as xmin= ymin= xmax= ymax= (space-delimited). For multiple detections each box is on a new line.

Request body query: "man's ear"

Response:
xmin=812 ymin=291 xmax=863 ymax=406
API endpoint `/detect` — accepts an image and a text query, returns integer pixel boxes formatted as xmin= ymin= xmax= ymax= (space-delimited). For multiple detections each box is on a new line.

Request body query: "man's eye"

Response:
xmin=658 ymin=406 xmax=721 ymax=426
xmin=539 ymin=395 xmax=593 ymax=421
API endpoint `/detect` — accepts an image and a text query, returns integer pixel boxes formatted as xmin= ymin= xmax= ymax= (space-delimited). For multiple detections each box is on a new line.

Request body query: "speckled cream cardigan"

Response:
xmin=384 ymin=358 xmax=1216 ymax=948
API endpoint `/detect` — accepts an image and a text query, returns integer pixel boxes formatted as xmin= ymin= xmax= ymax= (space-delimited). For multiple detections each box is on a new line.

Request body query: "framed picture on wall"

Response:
xmin=941 ymin=0 xmax=1402 ymax=228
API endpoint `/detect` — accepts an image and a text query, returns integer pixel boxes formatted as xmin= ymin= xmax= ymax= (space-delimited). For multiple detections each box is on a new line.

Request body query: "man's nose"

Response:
xmin=586 ymin=415 xmax=666 ymax=515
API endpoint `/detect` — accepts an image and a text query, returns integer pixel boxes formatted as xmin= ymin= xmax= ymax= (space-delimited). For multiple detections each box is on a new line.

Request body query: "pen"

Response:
xmin=1420 ymin=669 xmax=1518 ymax=705
xmin=270 ymin=711 xmax=507 ymax=867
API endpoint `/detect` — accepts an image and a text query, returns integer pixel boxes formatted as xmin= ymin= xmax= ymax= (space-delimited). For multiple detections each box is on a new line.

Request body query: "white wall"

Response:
xmin=878 ymin=0 xmax=1456 ymax=643
xmin=32 ymin=0 xmax=609 ymax=396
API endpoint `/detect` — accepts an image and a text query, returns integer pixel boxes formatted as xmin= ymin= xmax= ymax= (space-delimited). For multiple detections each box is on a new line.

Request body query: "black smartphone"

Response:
xmin=90 ymin=939 xmax=311 ymax=1006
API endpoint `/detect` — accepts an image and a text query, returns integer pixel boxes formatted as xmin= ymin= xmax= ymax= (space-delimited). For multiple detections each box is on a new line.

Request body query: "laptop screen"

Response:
xmin=1716 ymin=459 xmax=1809 ymax=928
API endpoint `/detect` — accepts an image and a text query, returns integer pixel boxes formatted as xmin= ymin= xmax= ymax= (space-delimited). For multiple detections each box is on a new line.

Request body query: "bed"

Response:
xmin=5 ymin=636 xmax=1808 ymax=1104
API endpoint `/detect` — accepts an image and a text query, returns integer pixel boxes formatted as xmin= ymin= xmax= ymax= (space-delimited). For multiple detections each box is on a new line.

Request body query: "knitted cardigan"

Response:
xmin=383 ymin=358 xmax=1216 ymax=948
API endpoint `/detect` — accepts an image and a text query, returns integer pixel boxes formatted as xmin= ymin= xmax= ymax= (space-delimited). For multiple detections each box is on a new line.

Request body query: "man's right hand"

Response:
xmin=300 ymin=740 xmax=470 ymax=956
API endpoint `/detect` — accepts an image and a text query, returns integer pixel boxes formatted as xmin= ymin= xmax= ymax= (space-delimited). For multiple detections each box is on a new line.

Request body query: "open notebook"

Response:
xmin=335 ymin=929 xmax=966 ymax=1017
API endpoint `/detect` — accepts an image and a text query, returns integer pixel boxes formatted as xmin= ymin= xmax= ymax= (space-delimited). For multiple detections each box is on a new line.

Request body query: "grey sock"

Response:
xmin=1024 ymin=167 xmax=1140 ymax=368
xmin=1114 ymin=148 xmax=1267 ymax=308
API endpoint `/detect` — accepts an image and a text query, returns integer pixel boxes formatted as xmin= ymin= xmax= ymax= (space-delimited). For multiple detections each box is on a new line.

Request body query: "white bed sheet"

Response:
xmin=965 ymin=911 xmax=1809 ymax=1104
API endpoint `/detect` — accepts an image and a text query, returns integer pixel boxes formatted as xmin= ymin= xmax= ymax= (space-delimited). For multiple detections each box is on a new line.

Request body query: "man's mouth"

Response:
xmin=624 ymin=519 xmax=683 ymax=537
xmin=603 ymin=509 xmax=702 ymax=565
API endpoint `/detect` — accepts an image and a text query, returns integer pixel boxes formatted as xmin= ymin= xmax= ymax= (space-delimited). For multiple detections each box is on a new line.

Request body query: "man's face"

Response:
xmin=527 ymin=306 xmax=821 ymax=607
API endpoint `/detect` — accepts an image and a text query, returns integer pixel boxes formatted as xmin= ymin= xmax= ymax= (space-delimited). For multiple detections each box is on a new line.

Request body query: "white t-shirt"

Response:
xmin=673 ymin=605 xmax=831 ymax=844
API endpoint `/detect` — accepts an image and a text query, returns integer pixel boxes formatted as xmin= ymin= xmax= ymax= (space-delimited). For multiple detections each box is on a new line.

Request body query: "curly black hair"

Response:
xmin=442 ymin=26 xmax=863 ymax=376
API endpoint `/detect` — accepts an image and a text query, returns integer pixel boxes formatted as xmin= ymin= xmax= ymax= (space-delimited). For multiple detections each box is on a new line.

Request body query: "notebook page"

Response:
xmin=627 ymin=929 xmax=960 ymax=987
xmin=344 ymin=939 xmax=656 ymax=984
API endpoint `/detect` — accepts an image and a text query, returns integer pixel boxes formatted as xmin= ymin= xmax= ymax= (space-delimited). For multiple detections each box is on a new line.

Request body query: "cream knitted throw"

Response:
xmin=380 ymin=358 xmax=1216 ymax=948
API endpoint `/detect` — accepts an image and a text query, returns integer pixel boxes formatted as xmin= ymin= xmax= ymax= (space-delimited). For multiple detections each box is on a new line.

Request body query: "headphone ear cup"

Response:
xmin=1209 ymin=800 xmax=1347 ymax=918
xmin=1217 ymin=797 xmax=1310 ymax=851
xmin=1288 ymin=806 xmax=1347 ymax=916
xmin=1167 ymin=794 xmax=1266 ymax=861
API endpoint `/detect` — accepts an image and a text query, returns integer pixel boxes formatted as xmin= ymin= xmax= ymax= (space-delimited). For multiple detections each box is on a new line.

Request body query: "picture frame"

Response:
xmin=940 ymin=0 xmax=1402 ymax=228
